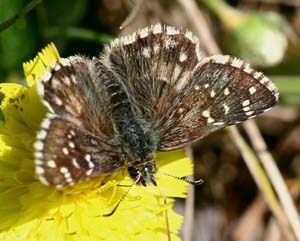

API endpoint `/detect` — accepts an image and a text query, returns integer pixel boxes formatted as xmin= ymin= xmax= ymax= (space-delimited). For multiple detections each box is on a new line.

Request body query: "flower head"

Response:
xmin=0 ymin=43 xmax=192 ymax=240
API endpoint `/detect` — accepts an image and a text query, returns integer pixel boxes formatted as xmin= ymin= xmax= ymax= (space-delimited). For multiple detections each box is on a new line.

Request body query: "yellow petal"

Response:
xmin=23 ymin=43 xmax=60 ymax=87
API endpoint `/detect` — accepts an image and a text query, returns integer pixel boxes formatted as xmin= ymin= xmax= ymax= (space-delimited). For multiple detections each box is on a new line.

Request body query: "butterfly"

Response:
xmin=34 ymin=23 xmax=279 ymax=188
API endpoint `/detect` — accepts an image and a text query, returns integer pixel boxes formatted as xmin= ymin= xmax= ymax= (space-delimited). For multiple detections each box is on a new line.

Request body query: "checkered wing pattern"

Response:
xmin=34 ymin=58 xmax=124 ymax=187
xmin=103 ymin=24 xmax=278 ymax=151
xmin=158 ymin=55 xmax=279 ymax=150
xmin=103 ymin=24 xmax=203 ymax=122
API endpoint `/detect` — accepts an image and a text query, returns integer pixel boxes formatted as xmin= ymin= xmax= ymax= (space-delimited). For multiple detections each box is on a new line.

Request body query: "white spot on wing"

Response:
xmin=231 ymin=57 xmax=244 ymax=68
xmin=63 ymin=76 xmax=71 ymax=86
xmin=122 ymin=33 xmax=137 ymax=45
xmin=254 ymin=72 xmax=263 ymax=79
xmin=243 ymin=64 xmax=253 ymax=74
xmin=260 ymin=76 xmax=268 ymax=84
xmin=184 ymin=31 xmax=197 ymax=43
xmin=178 ymin=107 xmax=185 ymax=113
xmin=41 ymin=118 xmax=51 ymax=129
xmin=64 ymin=172 xmax=71 ymax=178
xmin=34 ymin=141 xmax=44 ymax=151
xmin=72 ymin=158 xmax=80 ymax=169
xmin=166 ymin=26 xmax=180 ymax=35
xmin=207 ymin=117 xmax=215 ymax=124
xmin=54 ymin=96 xmax=63 ymax=106
xmin=35 ymin=159 xmax=43 ymax=165
xmin=86 ymin=169 xmax=93 ymax=176
xmin=202 ymin=110 xmax=210 ymax=117
xmin=35 ymin=152 xmax=43 ymax=159
xmin=36 ymin=166 xmax=44 ymax=174
xmin=246 ymin=110 xmax=255 ymax=116
xmin=212 ymin=122 xmax=224 ymax=126
xmin=54 ymin=64 xmax=61 ymax=71
xmin=47 ymin=160 xmax=56 ymax=168
xmin=51 ymin=78 xmax=60 ymax=89
xmin=142 ymin=47 xmax=151 ymax=58
xmin=66 ymin=177 xmax=73 ymax=183
xmin=224 ymin=88 xmax=230 ymax=96
xmin=39 ymin=176 xmax=50 ymax=185
xmin=194 ymin=84 xmax=200 ymax=90
xmin=42 ymin=100 xmax=54 ymax=113
xmin=179 ymin=52 xmax=188 ymax=62
xmin=68 ymin=142 xmax=75 ymax=148
xmin=60 ymin=58 xmax=71 ymax=66
xmin=210 ymin=90 xmax=216 ymax=98
xmin=139 ymin=27 xmax=149 ymax=38
xmin=223 ymin=103 xmax=230 ymax=114
xmin=85 ymin=154 xmax=95 ymax=168
xmin=243 ymin=106 xmax=251 ymax=112
xmin=153 ymin=23 xmax=162 ymax=34
xmin=42 ymin=70 xmax=52 ymax=82
xmin=211 ymin=55 xmax=230 ymax=64
xmin=37 ymin=82 xmax=44 ymax=96
xmin=60 ymin=167 xmax=68 ymax=174
xmin=249 ymin=87 xmax=257 ymax=95
xmin=242 ymin=100 xmax=250 ymax=106
xmin=62 ymin=147 xmax=69 ymax=155
xmin=37 ymin=130 xmax=47 ymax=140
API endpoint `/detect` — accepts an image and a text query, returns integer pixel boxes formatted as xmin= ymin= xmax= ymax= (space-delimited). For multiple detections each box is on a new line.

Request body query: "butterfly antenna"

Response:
xmin=102 ymin=176 xmax=141 ymax=217
xmin=159 ymin=172 xmax=203 ymax=185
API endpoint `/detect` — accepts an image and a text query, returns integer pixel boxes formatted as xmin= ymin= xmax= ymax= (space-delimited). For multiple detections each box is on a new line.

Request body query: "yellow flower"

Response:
xmin=0 ymin=43 xmax=193 ymax=240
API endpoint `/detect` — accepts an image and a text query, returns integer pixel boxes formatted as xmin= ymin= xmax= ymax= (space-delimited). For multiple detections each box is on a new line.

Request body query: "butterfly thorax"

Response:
xmin=115 ymin=116 xmax=158 ymax=186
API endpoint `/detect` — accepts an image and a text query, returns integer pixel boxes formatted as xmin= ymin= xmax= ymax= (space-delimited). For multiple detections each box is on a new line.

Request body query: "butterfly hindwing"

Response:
xmin=35 ymin=115 xmax=124 ymax=187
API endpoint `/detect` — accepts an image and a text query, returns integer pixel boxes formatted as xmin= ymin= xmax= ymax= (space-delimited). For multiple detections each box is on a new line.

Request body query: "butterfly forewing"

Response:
xmin=158 ymin=55 xmax=279 ymax=150
xmin=104 ymin=24 xmax=204 ymax=121
xmin=38 ymin=57 xmax=115 ymax=137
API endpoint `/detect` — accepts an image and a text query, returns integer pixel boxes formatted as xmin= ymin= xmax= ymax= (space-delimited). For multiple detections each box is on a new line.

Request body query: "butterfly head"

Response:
xmin=128 ymin=161 xmax=157 ymax=186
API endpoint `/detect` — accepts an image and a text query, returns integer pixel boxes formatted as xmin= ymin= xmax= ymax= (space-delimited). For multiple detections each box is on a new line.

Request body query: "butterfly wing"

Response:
xmin=35 ymin=115 xmax=124 ymax=187
xmin=102 ymin=24 xmax=278 ymax=151
xmin=35 ymin=57 xmax=124 ymax=187
xmin=158 ymin=55 xmax=279 ymax=150
xmin=102 ymin=23 xmax=203 ymax=122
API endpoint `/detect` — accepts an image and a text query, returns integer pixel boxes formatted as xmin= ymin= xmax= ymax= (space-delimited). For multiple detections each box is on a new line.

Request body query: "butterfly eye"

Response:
xmin=128 ymin=166 xmax=139 ymax=178
xmin=145 ymin=164 xmax=156 ymax=174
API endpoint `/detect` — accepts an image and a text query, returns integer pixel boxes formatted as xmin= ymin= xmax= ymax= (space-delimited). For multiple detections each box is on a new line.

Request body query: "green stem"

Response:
xmin=0 ymin=0 xmax=42 ymax=32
